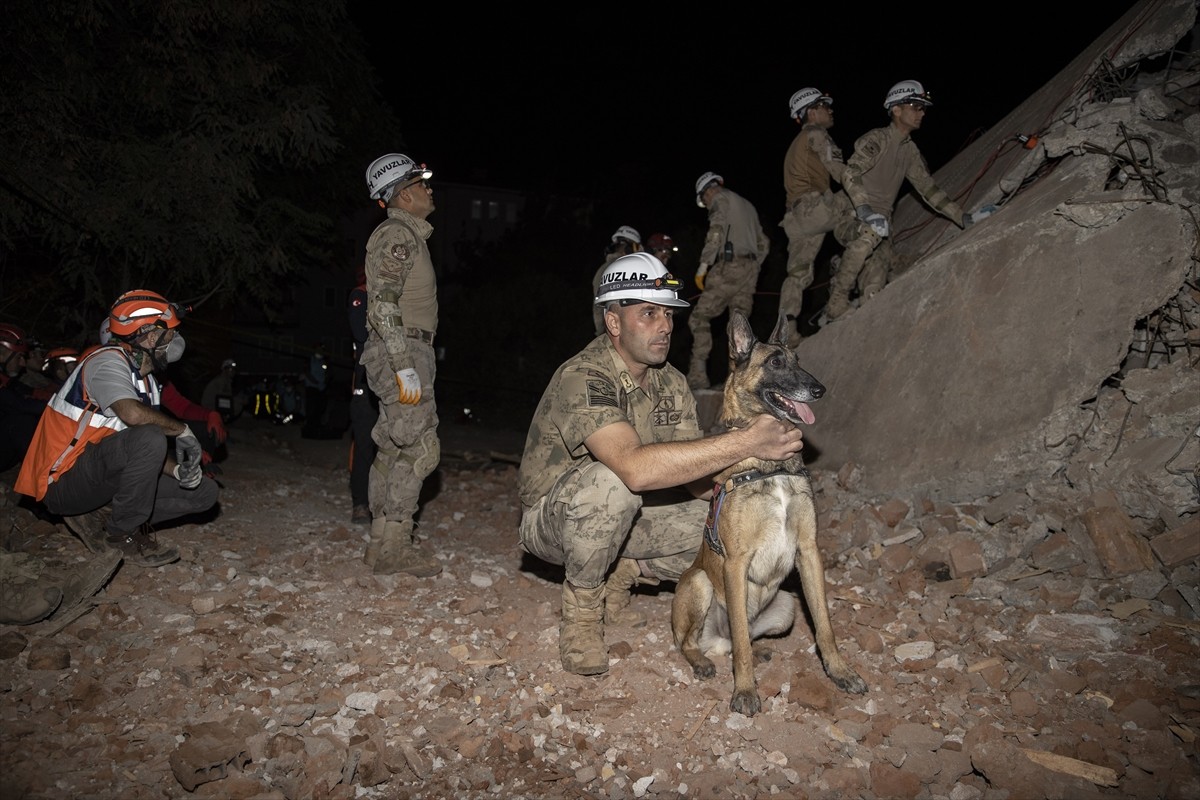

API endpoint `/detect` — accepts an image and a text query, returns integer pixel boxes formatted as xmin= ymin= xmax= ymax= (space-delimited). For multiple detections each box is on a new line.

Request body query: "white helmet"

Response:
xmin=611 ymin=225 xmax=641 ymax=244
xmin=595 ymin=253 xmax=689 ymax=308
xmin=365 ymin=153 xmax=432 ymax=201
xmin=695 ymin=172 xmax=723 ymax=207
xmin=884 ymin=80 xmax=932 ymax=110
xmin=789 ymin=87 xmax=832 ymax=119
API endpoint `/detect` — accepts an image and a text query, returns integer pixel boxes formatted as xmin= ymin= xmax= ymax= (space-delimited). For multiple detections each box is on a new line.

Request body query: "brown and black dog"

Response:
xmin=671 ymin=311 xmax=867 ymax=716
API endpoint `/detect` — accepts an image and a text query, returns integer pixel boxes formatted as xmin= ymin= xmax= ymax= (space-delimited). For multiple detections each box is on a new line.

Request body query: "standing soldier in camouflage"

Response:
xmin=826 ymin=80 xmax=968 ymax=321
xmin=688 ymin=173 xmax=770 ymax=390
xmin=360 ymin=153 xmax=441 ymax=577
xmin=591 ymin=225 xmax=642 ymax=336
xmin=519 ymin=253 xmax=807 ymax=675
xmin=779 ymin=87 xmax=852 ymax=345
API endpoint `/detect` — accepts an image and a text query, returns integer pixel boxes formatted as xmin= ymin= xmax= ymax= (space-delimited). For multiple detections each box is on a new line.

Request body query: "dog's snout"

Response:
xmin=810 ymin=382 xmax=825 ymax=400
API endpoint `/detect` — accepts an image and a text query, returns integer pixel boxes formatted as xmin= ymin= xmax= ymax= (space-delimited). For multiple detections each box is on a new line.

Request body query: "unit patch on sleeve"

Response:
xmin=585 ymin=371 xmax=618 ymax=409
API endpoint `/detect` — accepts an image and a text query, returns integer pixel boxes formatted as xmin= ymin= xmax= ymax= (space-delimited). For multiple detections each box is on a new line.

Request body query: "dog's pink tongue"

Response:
xmin=796 ymin=402 xmax=815 ymax=425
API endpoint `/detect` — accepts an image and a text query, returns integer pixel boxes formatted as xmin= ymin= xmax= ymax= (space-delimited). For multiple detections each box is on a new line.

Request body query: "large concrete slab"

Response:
xmin=791 ymin=1 xmax=1199 ymax=503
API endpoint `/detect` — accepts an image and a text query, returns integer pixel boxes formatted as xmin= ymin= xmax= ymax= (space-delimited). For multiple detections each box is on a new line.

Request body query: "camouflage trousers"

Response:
xmin=519 ymin=461 xmax=706 ymax=589
xmin=362 ymin=340 xmax=440 ymax=526
xmin=779 ymin=190 xmax=851 ymax=324
xmin=688 ymin=256 xmax=761 ymax=367
xmin=829 ymin=215 xmax=895 ymax=316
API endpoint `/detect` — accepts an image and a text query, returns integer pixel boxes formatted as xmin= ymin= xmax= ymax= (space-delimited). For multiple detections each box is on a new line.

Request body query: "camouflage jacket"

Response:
xmin=364 ymin=208 xmax=437 ymax=371
xmin=842 ymin=124 xmax=964 ymax=223
xmin=518 ymin=336 xmax=701 ymax=506
xmin=700 ymin=187 xmax=770 ymax=266
xmin=783 ymin=124 xmax=845 ymax=206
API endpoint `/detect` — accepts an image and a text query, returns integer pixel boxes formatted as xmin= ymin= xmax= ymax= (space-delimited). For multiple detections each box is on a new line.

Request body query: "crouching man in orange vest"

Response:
xmin=16 ymin=290 xmax=220 ymax=568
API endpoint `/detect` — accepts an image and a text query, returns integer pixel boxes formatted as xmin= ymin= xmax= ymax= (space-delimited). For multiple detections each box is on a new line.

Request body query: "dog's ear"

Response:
xmin=768 ymin=312 xmax=789 ymax=346
xmin=728 ymin=311 xmax=757 ymax=363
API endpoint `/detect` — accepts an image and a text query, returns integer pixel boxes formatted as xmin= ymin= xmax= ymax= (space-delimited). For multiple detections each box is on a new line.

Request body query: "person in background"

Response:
xmin=688 ymin=172 xmax=770 ymax=389
xmin=646 ymin=232 xmax=679 ymax=268
xmin=301 ymin=348 xmax=330 ymax=439
xmin=15 ymin=290 xmax=220 ymax=567
xmin=592 ymin=225 xmax=642 ymax=336
xmin=360 ymin=152 xmax=442 ymax=577
xmin=41 ymin=347 xmax=80 ymax=389
xmin=202 ymin=358 xmax=243 ymax=423
xmin=826 ymin=79 xmax=969 ymax=321
xmin=348 ymin=265 xmax=378 ymax=526
xmin=779 ymin=87 xmax=851 ymax=345
xmin=0 ymin=323 xmax=47 ymax=473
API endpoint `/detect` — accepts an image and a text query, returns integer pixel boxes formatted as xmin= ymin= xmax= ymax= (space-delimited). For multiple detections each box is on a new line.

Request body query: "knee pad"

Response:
xmin=411 ymin=429 xmax=440 ymax=481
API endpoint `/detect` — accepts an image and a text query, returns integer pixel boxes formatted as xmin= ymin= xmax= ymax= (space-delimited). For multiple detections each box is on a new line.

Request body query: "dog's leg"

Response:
xmin=794 ymin=521 xmax=867 ymax=695
xmin=671 ymin=566 xmax=716 ymax=679
xmin=723 ymin=553 xmax=761 ymax=716
xmin=749 ymin=591 xmax=797 ymax=665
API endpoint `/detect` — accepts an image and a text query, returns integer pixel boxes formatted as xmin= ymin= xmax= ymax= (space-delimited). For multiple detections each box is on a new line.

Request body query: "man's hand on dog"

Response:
xmin=743 ymin=414 xmax=805 ymax=460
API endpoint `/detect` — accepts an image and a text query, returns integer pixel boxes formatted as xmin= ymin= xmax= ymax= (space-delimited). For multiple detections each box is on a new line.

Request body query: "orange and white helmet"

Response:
xmin=107 ymin=290 xmax=184 ymax=339
xmin=0 ymin=322 xmax=29 ymax=355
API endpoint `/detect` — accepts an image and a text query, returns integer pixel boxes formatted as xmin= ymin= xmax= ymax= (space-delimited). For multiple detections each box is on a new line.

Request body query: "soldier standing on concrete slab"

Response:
xmin=688 ymin=173 xmax=770 ymax=390
xmin=779 ymin=87 xmax=852 ymax=345
xmin=826 ymin=80 xmax=968 ymax=322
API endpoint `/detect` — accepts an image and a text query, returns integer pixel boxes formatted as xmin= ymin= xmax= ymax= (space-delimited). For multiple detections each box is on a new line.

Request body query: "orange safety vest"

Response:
xmin=14 ymin=346 xmax=161 ymax=501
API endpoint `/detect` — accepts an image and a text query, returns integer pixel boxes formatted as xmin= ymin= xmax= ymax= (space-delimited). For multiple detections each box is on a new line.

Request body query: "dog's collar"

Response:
xmin=704 ymin=467 xmax=809 ymax=556
xmin=724 ymin=466 xmax=805 ymax=493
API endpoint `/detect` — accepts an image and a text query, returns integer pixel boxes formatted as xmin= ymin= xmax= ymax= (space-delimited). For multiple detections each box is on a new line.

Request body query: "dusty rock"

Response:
xmin=0 ymin=415 xmax=1196 ymax=799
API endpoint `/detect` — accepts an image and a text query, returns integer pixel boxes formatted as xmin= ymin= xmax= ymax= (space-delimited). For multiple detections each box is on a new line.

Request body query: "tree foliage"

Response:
xmin=0 ymin=0 xmax=395 ymax=340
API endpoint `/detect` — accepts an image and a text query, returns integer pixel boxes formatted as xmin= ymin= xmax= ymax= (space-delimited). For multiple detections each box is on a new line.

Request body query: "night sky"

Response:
xmin=353 ymin=7 xmax=1134 ymax=234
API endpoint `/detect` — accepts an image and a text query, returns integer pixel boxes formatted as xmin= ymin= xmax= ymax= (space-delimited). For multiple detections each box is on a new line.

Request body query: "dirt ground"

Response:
xmin=1 ymin=411 xmax=1198 ymax=800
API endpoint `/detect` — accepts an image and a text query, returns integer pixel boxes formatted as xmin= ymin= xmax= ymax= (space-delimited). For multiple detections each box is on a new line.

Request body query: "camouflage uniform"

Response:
xmin=361 ymin=207 xmax=440 ymax=553
xmin=519 ymin=336 xmax=706 ymax=590
xmin=780 ymin=123 xmax=851 ymax=335
xmin=689 ymin=187 xmax=769 ymax=386
xmin=829 ymin=125 xmax=964 ymax=318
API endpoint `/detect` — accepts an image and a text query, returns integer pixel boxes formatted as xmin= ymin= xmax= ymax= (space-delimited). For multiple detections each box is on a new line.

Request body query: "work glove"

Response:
xmin=963 ymin=204 xmax=998 ymax=228
xmin=173 ymin=461 xmax=203 ymax=489
xmin=855 ymin=204 xmax=889 ymax=238
xmin=206 ymin=410 xmax=227 ymax=444
xmin=695 ymin=263 xmax=709 ymax=291
xmin=395 ymin=368 xmax=421 ymax=405
xmin=173 ymin=426 xmax=204 ymax=488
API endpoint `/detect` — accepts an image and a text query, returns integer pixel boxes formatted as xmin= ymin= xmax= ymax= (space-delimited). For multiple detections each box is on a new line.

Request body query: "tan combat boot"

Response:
xmin=560 ymin=581 xmax=608 ymax=675
xmin=604 ymin=557 xmax=651 ymax=627
xmin=363 ymin=517 xmax=387 ymax=568
xmin=373 ymin=520 xmax=441 ymax=578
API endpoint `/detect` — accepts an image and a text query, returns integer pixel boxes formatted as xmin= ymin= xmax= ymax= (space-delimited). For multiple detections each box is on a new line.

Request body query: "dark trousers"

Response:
xmin=349 ymin=392 xmax=378 ymax=507
xmin=43 ymin=425 xmax=219 ymax=536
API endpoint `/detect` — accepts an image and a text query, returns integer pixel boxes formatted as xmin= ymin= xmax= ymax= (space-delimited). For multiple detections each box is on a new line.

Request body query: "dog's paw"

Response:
xmin=829 ymin=668 xmax=868 ymax=695
xmin=730 ymin=690 xmax=762 ymax=717
xmin=691 ymin=661 xmax=716 ymax=680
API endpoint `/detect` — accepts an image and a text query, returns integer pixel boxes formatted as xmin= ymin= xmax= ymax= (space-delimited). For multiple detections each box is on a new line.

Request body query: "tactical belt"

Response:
xmin=404 ymin=327 xmax=434 ymax=345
